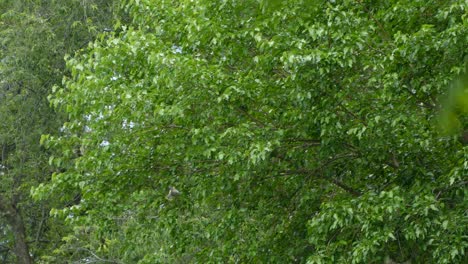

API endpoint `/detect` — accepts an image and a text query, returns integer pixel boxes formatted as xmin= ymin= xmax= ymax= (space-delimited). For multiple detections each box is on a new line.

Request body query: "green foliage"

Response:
xmin=0 ymin=0 xmax=121 ymax=262
xmin=37 ymin=0 xmax=467 ymax=263
xmin=439 ymin=68 xmax=468 ymax=134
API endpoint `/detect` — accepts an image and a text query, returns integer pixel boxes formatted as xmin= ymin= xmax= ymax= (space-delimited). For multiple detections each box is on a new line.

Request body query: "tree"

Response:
xmin=0 ymin=0 xmax=121 ymax=262
xmin=38 ymin=0 xmax=467 ymax=262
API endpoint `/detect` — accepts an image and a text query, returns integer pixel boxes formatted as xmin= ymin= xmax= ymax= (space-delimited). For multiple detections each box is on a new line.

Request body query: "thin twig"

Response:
xmin=74 ymin=247 xmax=122 ymax=264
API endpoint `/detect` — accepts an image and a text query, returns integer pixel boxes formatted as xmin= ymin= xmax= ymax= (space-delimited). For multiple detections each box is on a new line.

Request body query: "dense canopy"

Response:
xmin=1 ymin=0 xmax=467 ymax=263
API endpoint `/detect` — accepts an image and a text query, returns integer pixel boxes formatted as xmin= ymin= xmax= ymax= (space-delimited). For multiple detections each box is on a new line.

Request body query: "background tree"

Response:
xmin=38 ymin=0 xmax=466 ymax=263
xmin=0 ymin=0 xmax=121 ymax=262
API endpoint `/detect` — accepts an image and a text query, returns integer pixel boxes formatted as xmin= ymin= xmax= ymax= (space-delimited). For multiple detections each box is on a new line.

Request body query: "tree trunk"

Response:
xmin=0 ymin=195 xmax=32 ymax=264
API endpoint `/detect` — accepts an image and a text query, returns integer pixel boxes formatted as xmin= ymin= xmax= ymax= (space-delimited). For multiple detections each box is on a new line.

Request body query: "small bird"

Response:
xmin=167 ymin=186 xmax=181 ymax=200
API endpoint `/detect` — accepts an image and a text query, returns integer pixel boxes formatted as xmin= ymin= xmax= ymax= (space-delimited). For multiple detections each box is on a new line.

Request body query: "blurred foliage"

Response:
xmin=439 ymin=65 xmax=468 ymax=135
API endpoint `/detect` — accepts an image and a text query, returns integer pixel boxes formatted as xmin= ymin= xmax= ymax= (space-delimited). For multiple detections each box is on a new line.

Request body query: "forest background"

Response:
xmin=0 ymin=0 xmax=467 ymax=263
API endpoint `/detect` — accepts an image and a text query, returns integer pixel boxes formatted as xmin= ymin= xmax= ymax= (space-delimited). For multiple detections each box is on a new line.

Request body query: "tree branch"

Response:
xmin=268 ymin=153 xmax=362 ymax=196
xmin=74 ymin=247 xmax=122 ymax=264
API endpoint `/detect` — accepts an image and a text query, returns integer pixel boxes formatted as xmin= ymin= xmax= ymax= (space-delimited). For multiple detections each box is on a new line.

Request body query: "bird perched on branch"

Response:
xmin=167 ymin=186 xmax=181 ymax=200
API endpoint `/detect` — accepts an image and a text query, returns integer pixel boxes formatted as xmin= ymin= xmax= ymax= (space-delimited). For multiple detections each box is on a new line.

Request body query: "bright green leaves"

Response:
xmin=37 ymin=0 xmax=468 ymax=263
xmin=308 ymin=187 xmax=466 ymax=264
